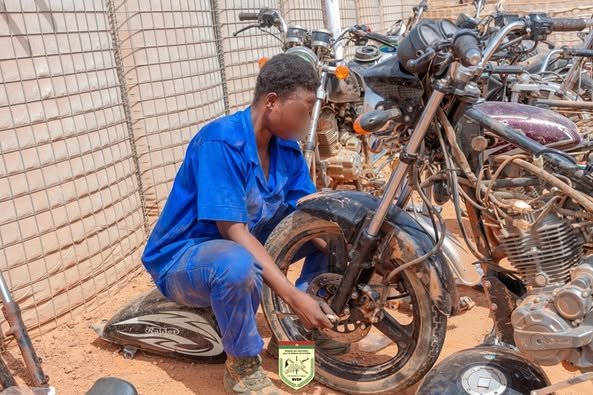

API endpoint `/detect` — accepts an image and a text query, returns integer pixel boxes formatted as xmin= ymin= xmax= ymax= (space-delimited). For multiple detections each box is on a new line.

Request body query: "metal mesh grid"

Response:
xmin=0 ymin=0 xmax=146 ymax=334
xmin=340 ymin=0 xmax=358 ymax=27
xmin=219 ymin=0 xmax=283 ymax=112
xmin=356 ymin=0 xmax=382 ymax=32
xmin=280 ymin=0 xmax=325 ymax=29
xmin=339 ymin=0 xmax=358 ymax=59
xmin=112 ymin=0 xmax=226 ymax=220
xmin=382 ymin=0 xmax=419 ymax=32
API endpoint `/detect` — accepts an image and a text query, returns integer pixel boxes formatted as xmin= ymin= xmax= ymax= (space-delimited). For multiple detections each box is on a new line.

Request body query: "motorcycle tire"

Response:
xmin=416 ymin=346 xmax=551 ymax=395
xmin=262 ymin=211 xmax=447 ymax=394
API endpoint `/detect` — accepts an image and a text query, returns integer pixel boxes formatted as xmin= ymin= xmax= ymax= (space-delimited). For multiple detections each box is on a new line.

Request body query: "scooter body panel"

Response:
xmin=96 ymin=288 xmax=226 ymax=363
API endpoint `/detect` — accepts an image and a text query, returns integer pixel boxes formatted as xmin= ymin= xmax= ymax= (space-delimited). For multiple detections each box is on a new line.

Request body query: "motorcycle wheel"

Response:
xmin=262 ymin=211 xmax=447 ymax=394
xmin=416 ymin=346 xmax=551 ymax=395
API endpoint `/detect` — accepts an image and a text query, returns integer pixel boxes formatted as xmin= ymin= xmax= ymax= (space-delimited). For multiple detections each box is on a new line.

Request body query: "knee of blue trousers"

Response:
xmin=205 ymin=240 xmax=263 ymax=299
xmin=207 ymin=241 xmax=265 ymax=357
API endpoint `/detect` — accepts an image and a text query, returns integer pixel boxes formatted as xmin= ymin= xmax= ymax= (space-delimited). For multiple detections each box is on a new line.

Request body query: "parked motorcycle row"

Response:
xmin=92 ymin=2 xmax=593 ymax=395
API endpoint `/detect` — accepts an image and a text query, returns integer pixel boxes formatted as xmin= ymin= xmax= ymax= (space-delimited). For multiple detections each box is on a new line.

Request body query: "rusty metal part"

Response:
xmin=437 ymin=108 xmax=478 ymax=183
xmin=557 ymin=29 xmax=593 ymax=98
xmin=471 ymin=135 xmax=489 ymax=152
xmin=533 ymin=99 xmax=593 ymax=110
xmin=307 ymin=273 xmax=372 ymax=342
xmin=495 ymin=156 xmax=593 ymax=212
xmin=482 ymin=274 xmax=520 ymax=346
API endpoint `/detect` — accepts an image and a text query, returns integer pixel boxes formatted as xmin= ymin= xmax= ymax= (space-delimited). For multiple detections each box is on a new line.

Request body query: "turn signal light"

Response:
xmin=258 ymin=57 xmax=269 ymax=68
xmin=335 ymin=65 xmax=350 ymax=80
xmin=353 ymin=116 xmax=369 ymax=135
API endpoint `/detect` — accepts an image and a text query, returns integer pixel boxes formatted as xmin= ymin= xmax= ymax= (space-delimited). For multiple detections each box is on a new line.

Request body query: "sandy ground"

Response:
xmin=0 ymin=273 xmax=589 ymax=395
xmin=3 ymin=205 xmax=593 ymax=394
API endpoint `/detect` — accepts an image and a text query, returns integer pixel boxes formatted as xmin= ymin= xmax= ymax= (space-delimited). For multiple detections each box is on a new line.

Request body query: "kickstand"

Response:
xmin=531 ymin=372 xmax=593 ymax=395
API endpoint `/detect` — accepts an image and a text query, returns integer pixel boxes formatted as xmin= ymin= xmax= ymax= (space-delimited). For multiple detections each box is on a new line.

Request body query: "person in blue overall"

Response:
xmin=142 ymin=54 xmax=338 ymax=394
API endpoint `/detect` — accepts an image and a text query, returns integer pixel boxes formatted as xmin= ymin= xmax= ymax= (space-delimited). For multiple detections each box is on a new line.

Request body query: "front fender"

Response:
xmin=297 ymin=190 xmax=458 ymax=316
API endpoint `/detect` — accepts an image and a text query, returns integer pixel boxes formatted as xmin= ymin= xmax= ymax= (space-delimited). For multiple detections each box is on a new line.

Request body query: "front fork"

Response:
xmin=330 ymin=89 xmax=446 ymax=314
xmin=303 ymin=70 xmax=329 ymax=187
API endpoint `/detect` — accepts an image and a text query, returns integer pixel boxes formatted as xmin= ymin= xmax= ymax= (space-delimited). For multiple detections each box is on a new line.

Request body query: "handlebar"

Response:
xmin=482 ymin=15 xmax=593 ymax=67
xmin=486 ymin=64 xmax=526 ymax=74
xmin=235 ymin=8 xmax=287 ymax=33
xmin=480 ymin=20 xmax=526 ymax=66
xmin=569 ymin=48 xmax=593 ymax=57
xmin=366 ymin=30 xmax=397 ymax=48
xmin=238 ymin=12 xmax=259 ymax=21
xmin=453 ymin=30 xmax=482 ymax=67
xmin=550 ymin=18 xmax=593 ymax=32
xmin=348 ymin=26 xmax=396 ymax=48
xmin=354 ymin=109 xmax=402 ymax=135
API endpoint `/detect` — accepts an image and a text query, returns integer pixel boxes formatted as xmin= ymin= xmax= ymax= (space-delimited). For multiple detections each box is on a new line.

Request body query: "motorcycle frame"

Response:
xmin=328 ymin=23 xmax=593 ymax=337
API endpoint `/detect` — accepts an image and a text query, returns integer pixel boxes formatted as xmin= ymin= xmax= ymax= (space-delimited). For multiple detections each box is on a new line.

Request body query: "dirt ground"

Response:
xmin=3 ymin=205 xmax=593 ymax=394
xmin=0 ymin=273 xmax=588 ymax=395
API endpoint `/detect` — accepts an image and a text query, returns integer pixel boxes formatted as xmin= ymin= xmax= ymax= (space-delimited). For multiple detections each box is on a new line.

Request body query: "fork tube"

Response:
xmin=366 ymin=90 xmax=445 ymax=236
xmin=303 ymin=70 xmax=328 ymax=175
xmin=329 ymin=89 xmax=445 ymax=315
xmin=324 ymin=0 xmax=344 ymax=61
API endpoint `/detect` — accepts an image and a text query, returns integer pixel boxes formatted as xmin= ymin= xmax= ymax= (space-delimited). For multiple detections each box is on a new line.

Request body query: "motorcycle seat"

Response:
xmin=85 ymin=377 xmax=138 ymax=395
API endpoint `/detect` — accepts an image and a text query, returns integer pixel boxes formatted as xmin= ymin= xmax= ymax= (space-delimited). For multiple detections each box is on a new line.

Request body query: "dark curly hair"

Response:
xmin=253 ymin=53 xmax=319 ymax=103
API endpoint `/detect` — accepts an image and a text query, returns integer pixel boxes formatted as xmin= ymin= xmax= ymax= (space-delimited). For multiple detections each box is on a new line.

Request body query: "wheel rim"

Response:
xmin=268 ymin=229 xmax=424 ymax=381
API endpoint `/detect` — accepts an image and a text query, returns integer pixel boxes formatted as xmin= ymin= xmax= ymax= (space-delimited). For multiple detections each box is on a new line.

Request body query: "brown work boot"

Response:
xmin=223 ymin=355 xmax=281 ymax=394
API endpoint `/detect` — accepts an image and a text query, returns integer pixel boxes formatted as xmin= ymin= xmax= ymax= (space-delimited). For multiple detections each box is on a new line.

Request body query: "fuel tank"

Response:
xmin=474 ymin=102 xmax=582 ymax=156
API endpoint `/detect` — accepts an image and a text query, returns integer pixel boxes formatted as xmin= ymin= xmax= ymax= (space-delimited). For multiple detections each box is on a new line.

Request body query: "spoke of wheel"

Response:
xmin=373 ymin=310 xmax=414 ymax=354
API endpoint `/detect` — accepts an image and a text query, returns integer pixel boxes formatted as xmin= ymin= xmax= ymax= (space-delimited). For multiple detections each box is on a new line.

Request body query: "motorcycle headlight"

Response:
xmin=285 ymin=46 xmax=319 ymax=67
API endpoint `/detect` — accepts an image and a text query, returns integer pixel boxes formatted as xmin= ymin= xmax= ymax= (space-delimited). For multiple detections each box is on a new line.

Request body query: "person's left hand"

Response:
xmin=287 ymin=290 xmax=334 ymax=330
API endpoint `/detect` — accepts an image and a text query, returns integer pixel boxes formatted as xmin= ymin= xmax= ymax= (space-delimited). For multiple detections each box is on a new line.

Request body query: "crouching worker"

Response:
xmin=142 ymin=54 xmax=338 ymax=394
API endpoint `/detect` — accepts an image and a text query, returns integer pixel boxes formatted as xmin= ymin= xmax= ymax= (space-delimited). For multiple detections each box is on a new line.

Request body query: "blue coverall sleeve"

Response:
xmin=285 ymin=152 xmax=316 ymax=211
xmin=192 ymin=140 xmax=249 ymax=223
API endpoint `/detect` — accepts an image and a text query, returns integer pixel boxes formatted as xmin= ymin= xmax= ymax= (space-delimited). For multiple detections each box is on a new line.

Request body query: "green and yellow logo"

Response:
xmin=278 ymin=341 xmax=315 ymax=390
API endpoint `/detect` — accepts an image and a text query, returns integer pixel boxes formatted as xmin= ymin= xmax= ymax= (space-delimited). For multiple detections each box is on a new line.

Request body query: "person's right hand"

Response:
xmin=287 ymin=290 xmax=334 ymax=330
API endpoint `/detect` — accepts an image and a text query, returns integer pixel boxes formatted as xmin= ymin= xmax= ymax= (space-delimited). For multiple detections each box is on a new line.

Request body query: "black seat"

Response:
xmin=85 ymin=377 xmax=138 ymax=395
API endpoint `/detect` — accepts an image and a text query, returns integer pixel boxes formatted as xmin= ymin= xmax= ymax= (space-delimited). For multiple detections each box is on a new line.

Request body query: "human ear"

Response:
xmin=264 ymin=92 xmax=279 ymax=111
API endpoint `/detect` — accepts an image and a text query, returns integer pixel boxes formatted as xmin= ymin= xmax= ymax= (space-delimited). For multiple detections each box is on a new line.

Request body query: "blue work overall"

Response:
xmin=142 ymin=107 xmax=327 ymax=357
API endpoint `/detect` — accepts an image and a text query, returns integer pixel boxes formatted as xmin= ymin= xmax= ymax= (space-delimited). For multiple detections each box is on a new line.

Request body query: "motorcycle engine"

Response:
xmin=501 ymin=203 xmax=593 ymax=368
xmin=315 ymin=107 xmax=363 ymax=184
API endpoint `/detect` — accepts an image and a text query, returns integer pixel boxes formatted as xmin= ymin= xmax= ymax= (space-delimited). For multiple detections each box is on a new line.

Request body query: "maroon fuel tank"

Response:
xmin=474 ymin=102 xmax=582 ymax=155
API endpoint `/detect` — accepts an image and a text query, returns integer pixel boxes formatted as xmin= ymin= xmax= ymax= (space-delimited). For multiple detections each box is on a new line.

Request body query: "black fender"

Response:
xmin=297 ymin=190 xmax=458 ymax=316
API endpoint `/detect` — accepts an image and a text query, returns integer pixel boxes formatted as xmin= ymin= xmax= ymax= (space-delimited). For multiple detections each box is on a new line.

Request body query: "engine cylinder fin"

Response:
xmin=501 ymin=215 xmax=584 ymax=287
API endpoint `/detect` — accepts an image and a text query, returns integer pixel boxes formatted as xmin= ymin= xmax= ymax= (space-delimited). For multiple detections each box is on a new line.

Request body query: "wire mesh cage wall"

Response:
xmin=382 ymin=0 xmax=420 ymax=31
xmin=281 ymin=0 xmax=325 ymax=29
xmin=218 ymin=0 xmax=283 ymax=112
xmin=0 ymin=0 xmax=146 ymax=335
xmin=111 ymin=0 xmax=227 ymax=221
